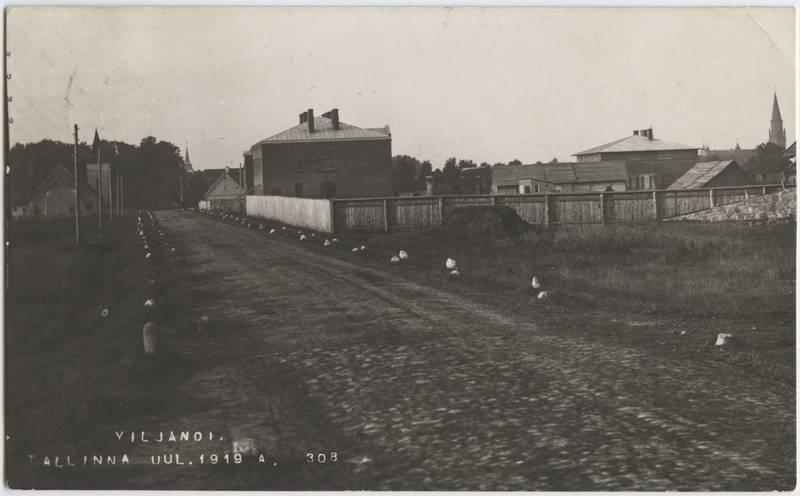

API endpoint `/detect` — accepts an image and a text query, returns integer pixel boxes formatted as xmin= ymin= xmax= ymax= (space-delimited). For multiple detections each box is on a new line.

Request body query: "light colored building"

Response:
xmin=492 ymin=161 xmax=628 ymax=194
xmin=203 ymin=167 xmax=244 ymax=211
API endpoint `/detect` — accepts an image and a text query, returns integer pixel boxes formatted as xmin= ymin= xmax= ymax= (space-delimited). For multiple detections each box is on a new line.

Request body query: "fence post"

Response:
xmin=745 ymin=189 xmax=749 ymax=201
xmin=328 ymin=199 xmax=335 ymax=234
xmin=438 ymin=197 xmax=444 ymax=225
xmin=491 ymin=195 xmax=497 ymax=206
xmin=599 ymin=193 xmax=606 ymax=224
xmin=652 ymin=190 xmax=659 ymax=220
xmin=545 ymin=194 xmax=551 ymax=225
xmin=762 ymin=186 xmax=767 ymax=195
xmin=382 ymin=198 xmax=389 ymax=232
xmin=709 ymin=188 xmax=715 ymax=208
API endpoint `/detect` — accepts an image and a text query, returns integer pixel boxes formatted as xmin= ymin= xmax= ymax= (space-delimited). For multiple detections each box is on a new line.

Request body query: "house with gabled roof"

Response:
xmin=13 ymin=165 xmax=98 ymax=219
xmin=202 ymin=167 xmax=244 ymax=211
xmin=244 ymin=108 xmax=392 ymax=198
xmin=667 ymin=160 xmax=750 ymax=190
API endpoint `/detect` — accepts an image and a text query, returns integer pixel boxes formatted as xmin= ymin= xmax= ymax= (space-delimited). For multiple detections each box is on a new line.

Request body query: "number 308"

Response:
xmin=306 ymin=452 xmax=338 ymax=463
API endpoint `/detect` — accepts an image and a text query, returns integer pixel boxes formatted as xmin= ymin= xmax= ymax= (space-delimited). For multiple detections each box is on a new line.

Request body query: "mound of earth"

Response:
xmin=441 ymin=206 xmax=528 ymax=240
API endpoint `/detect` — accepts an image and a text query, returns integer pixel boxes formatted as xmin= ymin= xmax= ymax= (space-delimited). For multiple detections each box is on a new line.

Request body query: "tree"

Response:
xmin=8 ymin=136 xmax=185 ymax=210
xmin=457 ymin=159 xmax=477 ymax=170
xmin=442 ymin=157 xmax=458 ymax=175
xmin=508 ymin=159 xmax=522 ymax=166
xmin=392 ymin=155 xmax=421 ymax=193
xmin=743 ymin=142 xmax=790 ymax=179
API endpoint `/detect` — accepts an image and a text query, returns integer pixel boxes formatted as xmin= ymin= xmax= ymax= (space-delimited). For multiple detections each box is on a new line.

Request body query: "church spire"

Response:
xmin=182 ymin=143 xmax=194 ymax=172
xmin=769 ymin=92 xmax=786 ymax=149
xmin=772 ymin=92 xmax=782 ymax=122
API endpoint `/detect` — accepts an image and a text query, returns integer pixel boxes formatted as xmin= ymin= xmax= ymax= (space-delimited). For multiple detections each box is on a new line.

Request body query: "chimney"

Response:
xmin=633 ymin=130 xmax=639 ymax=136
xmin=307 ymin=109 xmax=314 ymax=133
xmin=299 ymin=112 xmax=307 ymax=124
xmin=647 ymin=127 xmax=653 ymax=140
xmin=331 ymin=108 xmax=339 ymax=130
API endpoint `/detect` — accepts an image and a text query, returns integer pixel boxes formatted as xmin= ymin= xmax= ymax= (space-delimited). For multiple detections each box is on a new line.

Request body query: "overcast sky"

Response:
xmin=6 ymin=6 xmax=796 ymax=169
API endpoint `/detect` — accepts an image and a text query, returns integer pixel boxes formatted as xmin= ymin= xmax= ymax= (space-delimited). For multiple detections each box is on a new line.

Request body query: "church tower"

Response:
xmin=769 ymin=93 xmax=787 ymax=149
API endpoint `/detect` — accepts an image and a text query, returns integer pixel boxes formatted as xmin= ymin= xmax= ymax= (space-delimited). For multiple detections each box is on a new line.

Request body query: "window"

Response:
xmin=295 ymin=183 xmax=304 ymax=197
xmin=296 ymin=159 xmax=306 ymax=173
xmin=534 ymin=184 xmax=541 ymax=193
xmin=320 ymin=181 xmax=336 ymax=199
xmin=523 ymin=185 xmax=531 ymax=194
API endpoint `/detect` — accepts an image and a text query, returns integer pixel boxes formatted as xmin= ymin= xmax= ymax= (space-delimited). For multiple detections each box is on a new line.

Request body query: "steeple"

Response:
xmin=769 ymin=92 xmax=786 ymax=149
xmin=182 ymin=143 xmax=194 ymax=173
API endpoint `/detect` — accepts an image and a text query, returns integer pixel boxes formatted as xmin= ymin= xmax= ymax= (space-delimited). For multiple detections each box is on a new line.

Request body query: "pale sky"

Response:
xmin=6 ymin=6 xmax=796 ymax=169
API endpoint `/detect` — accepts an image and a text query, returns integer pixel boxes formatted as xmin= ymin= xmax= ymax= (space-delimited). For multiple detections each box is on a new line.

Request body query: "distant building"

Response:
xmin=768 ymin=93 xmax=786 ymax=149
xmin=13 ymin=165 xmax=98 ymax=219
xmin=426 ymin=167 xmax=492 ymax=195
xmin=245 ymin=108 xmax=392 ymax=199
xmin=781 ymin=142 xmax=796 ymax=184
xmin=667 ymin=160 xmax=751 ymax=190
xmin=574 ymin=128 xmax=698 ymax=163
xmin=698 ymin=143 xmax=755 ymax=166
xmin=202 ymin=167 xmax=244 ymax=211
xmin=492 ymin=162 xmax=628 ymax=194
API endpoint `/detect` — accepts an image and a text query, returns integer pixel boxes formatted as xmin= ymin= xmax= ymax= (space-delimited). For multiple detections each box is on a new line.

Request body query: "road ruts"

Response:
xmin=136 ymin=210 xmax=794 ymax=490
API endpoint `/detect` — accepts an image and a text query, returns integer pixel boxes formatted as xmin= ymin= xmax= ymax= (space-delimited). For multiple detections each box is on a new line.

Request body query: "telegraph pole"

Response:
xmin=97 ymin=144 xmax=102 ymax=229
xmin=73 ymin=124 xmax=80 ymax=245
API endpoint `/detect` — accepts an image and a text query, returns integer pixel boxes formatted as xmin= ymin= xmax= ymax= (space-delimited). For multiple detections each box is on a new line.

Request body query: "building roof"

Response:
xmin=574 ymin=134 xmax=697 ymax=156
xmin=782 ymin=141 xmax=796 ymax=159
xmin=197 ymin=168 xmax=241 ymax=184
xmin=203 ymin=168 xmax=244 ymax=199
xmin=668 ymin=160 xmax=737 ymax=190
xmin=252 ymin=116 xmax=391 ymax=149
xmin=28 ymin=164 xmax=98 ymax=203
xmin=492 ymin=161 xmax=628 ymax=185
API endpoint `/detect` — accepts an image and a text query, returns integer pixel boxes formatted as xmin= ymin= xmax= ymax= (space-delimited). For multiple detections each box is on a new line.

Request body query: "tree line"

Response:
xmin=392 ymin=156 xmax=535 ymax=192
xmin=8 ymin=137 xmax=186 ymax=210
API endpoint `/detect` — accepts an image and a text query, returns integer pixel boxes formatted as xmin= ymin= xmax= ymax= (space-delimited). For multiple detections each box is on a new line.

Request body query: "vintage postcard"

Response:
xmin=3 ymin=5 xmax=796 ymax=491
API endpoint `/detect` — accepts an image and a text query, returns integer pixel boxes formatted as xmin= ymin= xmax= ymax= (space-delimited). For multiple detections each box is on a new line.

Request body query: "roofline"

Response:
xmin=256 ymin=135 xmax=391 ymax=147
xmin=573 ymin=147 xmax=698 ymax=156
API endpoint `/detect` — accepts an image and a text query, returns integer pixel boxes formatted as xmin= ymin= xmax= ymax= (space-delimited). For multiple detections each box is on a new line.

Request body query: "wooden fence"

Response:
xmin=331 ymin=184 xmax=791 ymax=233
xmin=246 ymin=195 xmax=334 ymax=233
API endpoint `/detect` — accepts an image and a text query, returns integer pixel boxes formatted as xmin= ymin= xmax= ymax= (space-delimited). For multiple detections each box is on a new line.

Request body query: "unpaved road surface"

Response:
xmin=112 ymin=211 xmax=794 ymax=490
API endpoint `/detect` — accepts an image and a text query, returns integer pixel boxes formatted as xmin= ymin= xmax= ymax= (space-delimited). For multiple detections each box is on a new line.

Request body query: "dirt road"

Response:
xmin=115 ymin=211 xmax=794 ymax=490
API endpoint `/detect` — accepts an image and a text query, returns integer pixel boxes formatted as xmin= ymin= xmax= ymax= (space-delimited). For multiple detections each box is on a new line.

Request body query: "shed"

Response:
xmin=667 ymin=160 xmax=751 ymax=190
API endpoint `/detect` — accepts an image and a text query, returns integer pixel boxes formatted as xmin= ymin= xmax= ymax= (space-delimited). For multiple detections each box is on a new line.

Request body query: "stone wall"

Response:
xmin=666 ymin=188 xmax=796 ymax=223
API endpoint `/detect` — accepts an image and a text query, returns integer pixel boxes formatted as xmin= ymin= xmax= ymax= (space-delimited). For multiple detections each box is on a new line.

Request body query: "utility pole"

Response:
xmin=97 ymin=145 xmax=102 ymax=229
xmin=109 ymin=163 xmax=114 ymax=221
xmin=120 ymin=174 xmax=124 ymax=216
xmin=73 ymin=124 xmax=80 ymax=245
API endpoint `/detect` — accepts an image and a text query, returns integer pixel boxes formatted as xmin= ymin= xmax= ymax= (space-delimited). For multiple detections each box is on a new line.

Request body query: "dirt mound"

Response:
xmin=441 ymin=206 xmax=527 ymax=240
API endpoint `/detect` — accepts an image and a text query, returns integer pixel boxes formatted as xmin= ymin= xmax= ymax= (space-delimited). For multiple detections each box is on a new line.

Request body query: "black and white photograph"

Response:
xmin=3 ymin=5 xmax=796 ymax=491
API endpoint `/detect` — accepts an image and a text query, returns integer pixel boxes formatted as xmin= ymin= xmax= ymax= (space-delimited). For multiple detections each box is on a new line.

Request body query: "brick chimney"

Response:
xmin=299 ymin=112 xmax=307 ymax=125
xmin=647 ymin=127 xmax=653 ymax=140
xmin=331 ymin=108 xmax=339 ymax=130
xmin=633 ymin=130 xmax=639 ymax=136
xmin=307 ymin=109 xmax=314 ymax=133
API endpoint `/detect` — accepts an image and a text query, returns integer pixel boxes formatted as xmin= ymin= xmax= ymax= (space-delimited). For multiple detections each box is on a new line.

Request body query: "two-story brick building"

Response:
xmin=245 ymin=108 xmax=392 ymax=199
xmin=574 ymin=128 xmax=699 ymax=190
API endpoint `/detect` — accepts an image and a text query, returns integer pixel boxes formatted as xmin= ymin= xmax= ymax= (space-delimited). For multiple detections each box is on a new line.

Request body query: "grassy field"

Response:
xmin=237 ymin=207 xmax=795 ymax=382
xmin=5 ymin=216 xmax=194 ymax=487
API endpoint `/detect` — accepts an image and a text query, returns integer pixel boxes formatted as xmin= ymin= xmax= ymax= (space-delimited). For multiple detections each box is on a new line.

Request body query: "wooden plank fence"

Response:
xmin=331 ymin=184 xmax=791 ymax=233
xmin=247 ymin=195 xmax=334 ymax=233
